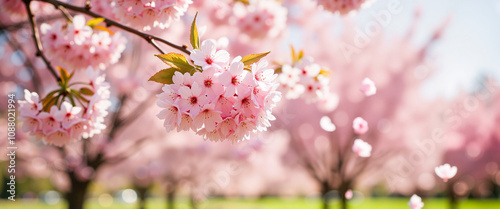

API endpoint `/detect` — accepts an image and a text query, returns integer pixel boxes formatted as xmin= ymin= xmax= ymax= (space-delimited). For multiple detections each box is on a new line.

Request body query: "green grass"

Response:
xmin=2 ymin=198 xmax=500 ymax=209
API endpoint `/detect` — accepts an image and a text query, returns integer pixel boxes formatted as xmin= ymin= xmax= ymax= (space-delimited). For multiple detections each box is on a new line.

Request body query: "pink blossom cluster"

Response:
xmin=111 ymin=0 xmax=192 ymax=31
xmin=316 ymin=0 xmax=368 ymax=15
xmin=278 ymin=56 xmax=333 ymax=104
xmin=18 ymin=68 xmax=111 ymax=147
xmin=234 ymin=0 xmax=288 ymax=39
xmin=156 ymin=39 xmax=282 ymax=142
xmin=0 ymin=0 xmax=55 ymax=21
xmin=40 ymin=15 xmax=126 ymax=71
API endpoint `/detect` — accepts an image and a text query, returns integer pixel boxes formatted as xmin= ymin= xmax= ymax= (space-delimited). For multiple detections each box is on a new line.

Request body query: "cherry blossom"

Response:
xmin=219 ymin=61 xmax=250 ymax=98
xmin=277 ymin=56 xmax=333 ymax=105
xmin=112 ymin=0 xmax=192 ymax=31
xmin=360 ymin=77 xmax=377 ymax=96
xmin=67 ymin=15 xmax=93 ymax=45
xmin=352 ymin=117 xmax=369 ymax=134
xmin=18 ymin=68 xmax=111 ymax=146
xmin=435 ymin=164 xmax=457 ymax=182
xmin=191 ymin=39 xmax=230 ymax=71
xmin=156 ymin=39 xmax=281 ymax=142
xmin=345 ymin=190 xmax=353 ymax=200
xmin=316 ymin=0 xmax=370 ymax=15
xmin=352 ymin=139 xmax=372 ymax=157
xmin=40 ymin=15 xmax=126 ymax=71
xmin=320 ymin=116 xmax=336 ymax=132
xmin=234 ymin=0 xmax=288 ymax=39
xmin=408 ymin=194 xmax=424 ymax=209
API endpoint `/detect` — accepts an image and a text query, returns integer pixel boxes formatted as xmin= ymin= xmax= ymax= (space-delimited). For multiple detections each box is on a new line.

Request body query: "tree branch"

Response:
xmin=0 ymin=15 xmax=63 ymax=31
xmin=36 ymin=0 xmax=190 ymax=55
xmin=22 ymin=0 xmax=61 ymax=82
xmin=0 ymin=25 xmax=43 ymax=90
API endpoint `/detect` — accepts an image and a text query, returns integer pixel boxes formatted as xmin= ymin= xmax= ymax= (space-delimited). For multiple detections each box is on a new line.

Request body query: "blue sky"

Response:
xmin=353 ymin=0 xmax=500 ymax=98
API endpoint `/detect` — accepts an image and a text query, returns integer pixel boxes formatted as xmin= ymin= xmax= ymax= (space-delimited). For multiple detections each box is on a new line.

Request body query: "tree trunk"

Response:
xmin=339 ymin=183 xmax=349 ymax=209
xmin=166 ymin=189 xmax=176 ymax=209
xmin=136 ymin=186 xmax=148 ymax=209
xmin=189 ymin=191 xmax=198 ymax=209
xmin=447 ymin=182 xmax=458 ymax=209
xmin=320 ymin=181 xmax=330 ymax=209
xmin=65 ymin=173 xmax=91 ymax=209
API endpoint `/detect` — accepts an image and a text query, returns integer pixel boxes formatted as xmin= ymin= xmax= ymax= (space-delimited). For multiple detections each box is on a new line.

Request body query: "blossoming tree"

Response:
xmin=0 ymin=0 xmax=460 ymax=209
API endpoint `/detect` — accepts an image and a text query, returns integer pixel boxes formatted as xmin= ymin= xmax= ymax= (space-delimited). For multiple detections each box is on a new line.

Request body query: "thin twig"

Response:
xmin=57 ymin=5 xmax=73 ymax=22
xmin=22 ymin=0 xmax=61 ymax=82
xmin=36 ymin=0 xmax=190 ymax=55
xmin=0 ymin=15 xmax=64 ymax=31
xmin=0 ymin=25 xmax=43 ymax=90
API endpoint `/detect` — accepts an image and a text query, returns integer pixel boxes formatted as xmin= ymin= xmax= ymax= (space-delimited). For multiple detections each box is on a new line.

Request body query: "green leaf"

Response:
xmin=80 ymin=87 xmax=94 ymax=96
xmin=70 ymin=89 xmax=89 ymax=103
xmin=67 ymin=94 xmax=76 ymax=106
xmin=57 ymin=66 xmax=70 ymax=85
xmin=43 ymin=95 xmax=60 ymax=111
xmin=190 ymin=12 xmax=200 ymax=50
xmin=241 ymin=51 xmax=271 ymax=66
xmin=149 ymin=68 xmax=180 ymax=84
xmin=86 ymin=17 xmax=105 ymax=27
xmin=155 ymin=53 xmax=194 ymax=71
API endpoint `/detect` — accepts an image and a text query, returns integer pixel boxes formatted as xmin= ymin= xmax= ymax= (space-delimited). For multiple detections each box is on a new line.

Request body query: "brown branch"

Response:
xmin=0 ymin=15 xmax=64 ymax=31
xmin=56 ymin=4 xmax=73 ymax=22
xmin=22 ymin=0 xmax=61 ymax=82
xmin=36 ymin=0 xmax=190 ymax=55
xmin=0 ymin=25 xmax=43 ymax=90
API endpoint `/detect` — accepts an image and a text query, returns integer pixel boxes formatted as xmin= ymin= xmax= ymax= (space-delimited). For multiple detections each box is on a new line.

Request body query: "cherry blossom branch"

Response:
xmin=35 ymin=0 xmax=190 ymax=55
xmin=56 ymin=4 xmax=73 ymax=22
xmin=22 ymin=0 xmax=61 ymax=82
xmin=0 ymin=15 xmax=63 ymax=31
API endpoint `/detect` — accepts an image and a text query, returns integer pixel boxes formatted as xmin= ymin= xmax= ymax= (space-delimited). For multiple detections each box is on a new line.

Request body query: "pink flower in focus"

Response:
xmin=190 ymin=39 xmax=230 ymax=71
xmin=53 ymin=102 xmax=83 ymax=129
xmin=38 ymin=106 xmax=63 ymax=135
xmin=360 ymin=77 xmax=376 ymax=96
xmin=435 ymin=164 xmax=457 ymax=182
xmin=352 ymin=117 xmax=369 ymax=134
xmin=193 ymin=104 xmax=223 ymax=132
xmin=178 ymin=82 xmax=210 ymax=117
xmin=219 ymin=61 xmax=249 ymax=97
xmin=193 ymin=68 xmax=224 ymax=100
xmin=156 ymin=100 xmax=182 ymax=132
xmin=352 ymin=139 xmax=371 ymax=157
xmin=18 ymin=89 xmax=42 ymax=116
xmin=408 ymin=194 xmax=424 ymax=209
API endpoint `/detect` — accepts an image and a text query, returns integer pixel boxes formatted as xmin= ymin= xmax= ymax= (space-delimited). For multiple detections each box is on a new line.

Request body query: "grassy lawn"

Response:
xmin=2 ymin=198 xmax=500 ymax=209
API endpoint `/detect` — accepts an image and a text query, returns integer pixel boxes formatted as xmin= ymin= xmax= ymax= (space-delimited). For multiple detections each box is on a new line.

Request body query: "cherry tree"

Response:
xmin=0 ymin=0 xmax=464 ymax=209
xmin=273 ymin=5 xmax=450 ymax=209
xmin=436 ymin=78 xmax=500 ymax=209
